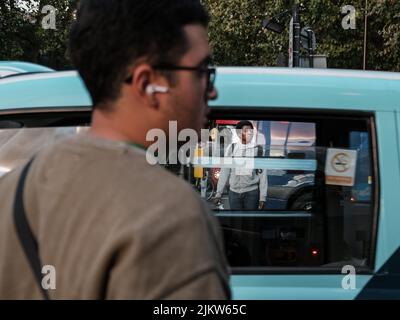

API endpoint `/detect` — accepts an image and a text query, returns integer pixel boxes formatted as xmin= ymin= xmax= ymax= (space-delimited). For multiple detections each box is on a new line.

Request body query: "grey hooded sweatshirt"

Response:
xmin=215 ymin=142 xmax=268 ymax=201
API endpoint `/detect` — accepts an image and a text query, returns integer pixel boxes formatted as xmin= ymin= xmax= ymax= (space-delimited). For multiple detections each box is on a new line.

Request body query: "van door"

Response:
xmin=182 ymin=110 xmax=379 ymax=299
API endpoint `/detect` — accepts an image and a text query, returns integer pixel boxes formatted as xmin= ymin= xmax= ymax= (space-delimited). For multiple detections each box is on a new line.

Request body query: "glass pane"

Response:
xmin=0 ymin=126 xmax=86 ymax=177
xmin=177 ymin=117 xmax=375 ymax=269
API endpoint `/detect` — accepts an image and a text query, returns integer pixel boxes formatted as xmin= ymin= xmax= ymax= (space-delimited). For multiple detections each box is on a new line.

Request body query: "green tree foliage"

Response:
xmin=204 ymin=0 xmax=400 ymax=71
xmin=0 ymin=0 xmax=78 ymax=69
xmin=368 ymin=0 xmax=400 ymax=71
xmin=1 ymin=0 xmax=399 ymax=71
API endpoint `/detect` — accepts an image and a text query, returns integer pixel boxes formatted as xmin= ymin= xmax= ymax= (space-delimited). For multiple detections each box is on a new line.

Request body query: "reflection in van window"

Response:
xmin=0 ymin=127 xmax=86 ymax=177
xmin=174 ymin=117 xmax=376 ymax=269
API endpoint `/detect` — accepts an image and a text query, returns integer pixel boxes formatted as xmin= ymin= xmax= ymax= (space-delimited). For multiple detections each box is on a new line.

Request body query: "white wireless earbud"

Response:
xmin=146 ymin=84 xmax=169 ymax=95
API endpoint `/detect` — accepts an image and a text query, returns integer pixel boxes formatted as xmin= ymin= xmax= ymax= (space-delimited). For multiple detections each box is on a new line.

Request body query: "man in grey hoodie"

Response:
xmin=213 ymin=120 xmax=268 ymax=210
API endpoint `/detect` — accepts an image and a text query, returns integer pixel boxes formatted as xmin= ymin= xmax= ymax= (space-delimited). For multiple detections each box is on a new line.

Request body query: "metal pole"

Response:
xmin=363 ymin=0 xmax=368 ymax=70
xmin=308 ymin=29 xmax=314 ymax=68
xmin=292 ymin=3 xmax=301 ymax=67
xmin=284 ymin=122 xmax=292 ymax=157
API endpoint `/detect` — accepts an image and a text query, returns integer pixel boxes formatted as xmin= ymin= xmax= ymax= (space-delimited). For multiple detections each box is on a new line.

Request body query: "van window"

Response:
xmin=0 ymin=126 xmax=87 ymax=177
xmin=0 ymin=114 xmax=377 ymax=271
xmin=175 ymin=115 xmax=377 ymax=270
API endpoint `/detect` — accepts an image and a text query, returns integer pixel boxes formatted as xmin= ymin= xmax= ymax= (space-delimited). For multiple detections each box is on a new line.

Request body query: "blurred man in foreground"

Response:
xmin=0 ymin=0 xmax=230 ymax=299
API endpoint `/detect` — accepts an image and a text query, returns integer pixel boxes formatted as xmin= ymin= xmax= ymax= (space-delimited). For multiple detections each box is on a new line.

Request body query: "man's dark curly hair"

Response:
xmin=69 ymin=0 xmax=209 ymax=109
xmin=236 ymin=120 xmax=254 ymax=130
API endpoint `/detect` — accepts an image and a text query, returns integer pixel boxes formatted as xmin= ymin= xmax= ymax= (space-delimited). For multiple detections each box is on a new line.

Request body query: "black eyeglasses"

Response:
xmin=125 ymin=64 xmax=216 ymax=94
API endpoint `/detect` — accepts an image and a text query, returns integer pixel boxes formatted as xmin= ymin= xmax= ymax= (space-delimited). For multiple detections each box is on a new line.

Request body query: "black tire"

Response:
xmin=290 ymin=192 xmax=315 ymax=212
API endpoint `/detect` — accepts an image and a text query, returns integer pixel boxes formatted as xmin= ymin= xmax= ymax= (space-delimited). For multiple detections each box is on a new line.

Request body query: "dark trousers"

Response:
xmin=229 ymin=189 xmax=259 ymax=210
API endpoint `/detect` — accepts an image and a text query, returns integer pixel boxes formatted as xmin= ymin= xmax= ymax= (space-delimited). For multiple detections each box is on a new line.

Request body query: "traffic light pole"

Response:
xmin=292 ymin=3 xmax=301 ymax=67
xmin=307 ymin=29 xmax=314 ymax=68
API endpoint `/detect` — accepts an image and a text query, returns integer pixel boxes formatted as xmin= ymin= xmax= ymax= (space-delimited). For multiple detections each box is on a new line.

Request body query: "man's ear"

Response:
xmin=128 ymin=64 xmax=152 ymax=97
xmin=125 ymin=64 xmax=162 ymax=108
xmin=126 ymin=64 xmax=171 ymax=109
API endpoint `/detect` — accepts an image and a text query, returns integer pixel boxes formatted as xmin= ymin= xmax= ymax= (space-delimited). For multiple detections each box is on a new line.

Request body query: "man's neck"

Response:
xmin=90 ymin=109 xmax=151 ymax=148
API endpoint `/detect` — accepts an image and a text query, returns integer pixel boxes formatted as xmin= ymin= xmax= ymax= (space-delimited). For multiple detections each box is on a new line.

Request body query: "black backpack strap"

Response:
xmin=13 ymin=158 xmax=50 ymax=300
xmin=230 ymin=143 xmax=236 ymax=157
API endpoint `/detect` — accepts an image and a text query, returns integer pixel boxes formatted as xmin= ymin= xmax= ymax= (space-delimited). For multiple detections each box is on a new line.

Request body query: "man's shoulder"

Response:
xmin=32 ymin=133 xmax=147 ymax=171
xmin=123 ymin=160 xmax=203 ymax=207
xmin=9 ymin=133 xmax=207 ymax=217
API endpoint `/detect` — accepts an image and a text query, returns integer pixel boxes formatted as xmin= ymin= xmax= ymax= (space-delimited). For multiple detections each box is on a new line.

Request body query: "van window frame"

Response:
xmin=0 ymin=106 xmax=380 ymax=275
xmin=209 ymin=107 xmax=380 ymax=275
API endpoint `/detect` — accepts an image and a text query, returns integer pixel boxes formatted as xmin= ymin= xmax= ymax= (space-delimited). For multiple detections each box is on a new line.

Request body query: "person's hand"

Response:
xmin=258 ymin=201 xmax=265 ymax=210
xmin=213 ymin=196 xmax=222 ymax=205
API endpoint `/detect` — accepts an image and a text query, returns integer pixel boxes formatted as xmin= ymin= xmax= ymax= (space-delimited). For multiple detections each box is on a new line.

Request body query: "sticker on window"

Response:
xmin=325 ymin=148 xmax=357 ymax=186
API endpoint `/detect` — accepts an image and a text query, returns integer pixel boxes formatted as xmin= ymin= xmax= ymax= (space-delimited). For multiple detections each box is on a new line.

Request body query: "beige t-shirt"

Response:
xmin=0 ymin=133 xmax=230 ymax=299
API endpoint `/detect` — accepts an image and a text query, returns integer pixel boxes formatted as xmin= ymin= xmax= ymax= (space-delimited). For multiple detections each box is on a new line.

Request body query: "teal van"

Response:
xmin=1 ymin=62 xmax=400 ymax=299
xmin=0 ymin=61 xmax=54 ymax=77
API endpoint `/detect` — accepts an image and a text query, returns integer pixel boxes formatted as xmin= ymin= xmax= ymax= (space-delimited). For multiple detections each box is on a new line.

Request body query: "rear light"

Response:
xmin=311 ymin=248 xmax=319 ymax=257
